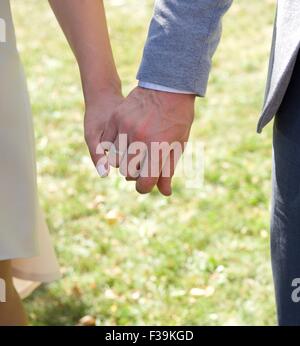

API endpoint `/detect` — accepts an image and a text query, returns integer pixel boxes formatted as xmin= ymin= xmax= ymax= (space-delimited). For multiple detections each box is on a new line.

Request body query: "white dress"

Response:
xmin=0 ymin=0 xmax=60 ymax=292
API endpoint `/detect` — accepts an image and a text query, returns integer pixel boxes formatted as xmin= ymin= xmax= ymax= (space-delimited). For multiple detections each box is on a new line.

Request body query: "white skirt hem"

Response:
xmin=11 ymin=266 xmax=61 ymax=283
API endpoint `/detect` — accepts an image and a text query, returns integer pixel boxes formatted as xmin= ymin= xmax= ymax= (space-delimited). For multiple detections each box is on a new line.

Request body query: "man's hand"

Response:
xmin=100 ymin=87 xmax=195 ymax=196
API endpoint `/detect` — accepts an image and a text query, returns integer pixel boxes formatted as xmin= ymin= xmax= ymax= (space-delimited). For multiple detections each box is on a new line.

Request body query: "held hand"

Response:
xmin=84 ymin=91 xmax=124 ymax=176
xmin=100 ymin=87 xmax=195 ymax=196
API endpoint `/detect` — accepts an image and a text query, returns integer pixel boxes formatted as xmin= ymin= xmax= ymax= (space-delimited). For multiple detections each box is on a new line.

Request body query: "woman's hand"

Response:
xmin=84 ymin=91 xmax=124 ymax=177
xmin=49 ymin=0 xmax=123 ymax=175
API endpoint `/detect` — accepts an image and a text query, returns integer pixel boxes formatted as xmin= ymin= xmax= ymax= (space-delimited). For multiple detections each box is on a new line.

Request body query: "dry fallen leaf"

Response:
xmin=190 ymin=286 xmax=215 ymax=297
xmin=77 ymin=315 xmax=96 ymax=326
xmin=105 ymin=209 xmax=123 ymax=225
xmin=105 ymin=288 xmax=117 ymax=299
xmin=131 ymin=291 xmax=141 ymax=300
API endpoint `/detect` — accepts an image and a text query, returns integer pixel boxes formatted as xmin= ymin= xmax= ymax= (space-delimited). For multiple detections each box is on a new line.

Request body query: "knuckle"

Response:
xmin=132 ymin=127 xmax=147 ymax=142
xmin=136 ymin=179 xmax=154 ymax=194
xmin=121 ymin=117 xmax=133 ymax=132
xmin=111 ymin=109 xmax=120 ymax=122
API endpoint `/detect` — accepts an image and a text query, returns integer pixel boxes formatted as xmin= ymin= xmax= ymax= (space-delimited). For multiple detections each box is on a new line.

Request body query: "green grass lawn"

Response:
xmin=13 ymin=0 xmax=277 ymax=325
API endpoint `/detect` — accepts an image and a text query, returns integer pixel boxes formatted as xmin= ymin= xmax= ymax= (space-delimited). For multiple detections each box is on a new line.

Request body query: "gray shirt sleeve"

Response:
xmin=136 ymin=0 xmax=233 ymax=96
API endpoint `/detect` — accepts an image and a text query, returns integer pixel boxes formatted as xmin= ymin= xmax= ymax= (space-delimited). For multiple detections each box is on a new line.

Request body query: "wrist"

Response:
xmin=132 ymin=87 xmax=195 ymax=123
xmin=136 ymin=86 xmax=196 ymax=103
xmin=84 ymin=85 xmax=124 ymax=115
xmin=80 ymin=62 xmax=121 ymax=102
xmin=83 ymin=77 xmax=122 ymax=106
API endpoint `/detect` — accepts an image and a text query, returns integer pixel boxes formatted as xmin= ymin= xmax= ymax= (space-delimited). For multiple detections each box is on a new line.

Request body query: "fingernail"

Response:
xmin=96 ymin=162 xmax=109 ymax=178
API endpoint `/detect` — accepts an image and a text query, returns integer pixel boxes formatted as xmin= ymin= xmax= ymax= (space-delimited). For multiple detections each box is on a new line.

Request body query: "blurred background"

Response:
xmin=12 ymin=0 xmax=276 ymax=325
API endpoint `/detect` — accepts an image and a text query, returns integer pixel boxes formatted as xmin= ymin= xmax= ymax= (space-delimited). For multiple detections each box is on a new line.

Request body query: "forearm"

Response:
xmin=49 ymin=0 xmax=121 ymax=104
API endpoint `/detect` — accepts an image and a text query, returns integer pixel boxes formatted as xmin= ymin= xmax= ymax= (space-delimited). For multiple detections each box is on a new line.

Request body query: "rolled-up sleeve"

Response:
xmin=137 ymin=0 xmax=233 ymax=96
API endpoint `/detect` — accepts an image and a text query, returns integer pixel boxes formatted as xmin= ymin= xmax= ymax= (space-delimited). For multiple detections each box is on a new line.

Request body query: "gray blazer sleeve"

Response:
xmin=137 ymin=0 xmax=233 ymax=96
